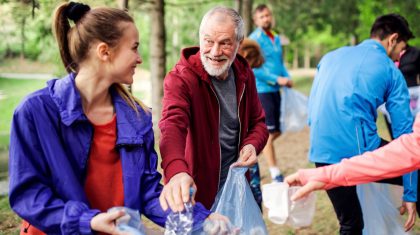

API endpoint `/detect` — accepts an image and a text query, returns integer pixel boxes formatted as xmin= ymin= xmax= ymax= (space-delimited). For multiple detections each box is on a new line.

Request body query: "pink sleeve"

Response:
xmin=299 ymin=115 xmax=420 ymax=190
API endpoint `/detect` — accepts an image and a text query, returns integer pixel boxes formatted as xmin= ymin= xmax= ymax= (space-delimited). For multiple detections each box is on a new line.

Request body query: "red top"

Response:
xmin=84 ymin=114 xmax=124 ymax=212
xmin=20 ymin=115 xmax=124 ymax=234
xmin=264 ymin=29 xmax=275 ymax=42
xmin=20 ymin=220 xmax=45 ymax=235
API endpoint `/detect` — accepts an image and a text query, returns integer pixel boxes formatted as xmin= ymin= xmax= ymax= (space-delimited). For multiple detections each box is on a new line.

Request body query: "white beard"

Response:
xmin=200 ymin=46 xmax=238 ymax=78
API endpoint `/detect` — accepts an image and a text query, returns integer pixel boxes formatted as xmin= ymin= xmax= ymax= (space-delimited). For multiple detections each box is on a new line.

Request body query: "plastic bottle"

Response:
xmin=164 ymin=189 xmax=194 ymax=235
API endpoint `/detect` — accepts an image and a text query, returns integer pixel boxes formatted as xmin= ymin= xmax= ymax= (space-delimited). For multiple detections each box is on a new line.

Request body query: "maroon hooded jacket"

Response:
xmin=159 ymin=47 xmax=268 ymax=209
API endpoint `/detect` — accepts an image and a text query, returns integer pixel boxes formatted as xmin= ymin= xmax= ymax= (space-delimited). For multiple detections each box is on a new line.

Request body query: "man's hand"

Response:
xmin=399 ymin=201 xmax=416 ymax=231
xmin=90 ymin=211 xmax=128 ymax=235
xmin=277 ymin=77 xmax=293 ymax=88
xmin=285 ymin=172 xmax=325 ymax=201
xmin=231 ymin=144 xmax=257 ymax=168
xmin=159 ymin=172 xmax=196 ymax=212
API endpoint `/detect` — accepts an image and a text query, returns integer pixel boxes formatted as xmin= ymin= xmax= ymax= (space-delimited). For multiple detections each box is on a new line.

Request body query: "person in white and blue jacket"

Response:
xmin=308 ymin=14 xmax=418 ymax=234
xmin=249 ymin=4 xmax=293 ymax=183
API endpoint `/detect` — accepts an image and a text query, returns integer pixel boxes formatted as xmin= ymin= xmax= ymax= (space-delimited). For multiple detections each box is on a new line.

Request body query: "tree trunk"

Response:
xmin=293 ymin=46 xmax=298 ymax=69
xmin=304 ymin=44 xmax=310 ymax=69
xmin=117 ymin=0 xmax=128 ymax=9
xmin=241 ymin=0 xmax=253 ymax=36
xmin=117 ymin=0 xmax=131 ymax=93
xmin=150 ymin=0 xmax=166 ymax=139
xmin=234 ymin=0 xmax=253 ymax=36
xmin=234 ymin=0 xmax=242 ymax=13
xmin=20 ymin=17 xmax=26 ymax=59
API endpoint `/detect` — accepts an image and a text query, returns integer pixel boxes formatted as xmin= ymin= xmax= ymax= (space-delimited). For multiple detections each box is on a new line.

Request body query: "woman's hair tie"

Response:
xmin=66 ymin=2 xmax=91 ymax=23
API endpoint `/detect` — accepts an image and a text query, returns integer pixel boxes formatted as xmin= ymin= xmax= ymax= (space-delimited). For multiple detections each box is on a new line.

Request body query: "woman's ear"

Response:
xmin=96 ymin=42 xmax=110 ymax=62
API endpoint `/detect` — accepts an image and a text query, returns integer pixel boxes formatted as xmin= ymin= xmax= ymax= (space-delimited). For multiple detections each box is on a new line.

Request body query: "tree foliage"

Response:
xmin=0 ymin=0 xmax=419 ymax=69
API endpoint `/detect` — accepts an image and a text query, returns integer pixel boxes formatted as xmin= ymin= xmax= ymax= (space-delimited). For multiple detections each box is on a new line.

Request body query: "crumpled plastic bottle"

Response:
xmin=164 ymin=201 xmax=194 ymax=235
xmin=164 ymin=189 xmax=194 ymax=235
xmin=201 ymin=219 xmax=240 ymax=235
xmin=107 ymin=207 xmax=146 ymax=235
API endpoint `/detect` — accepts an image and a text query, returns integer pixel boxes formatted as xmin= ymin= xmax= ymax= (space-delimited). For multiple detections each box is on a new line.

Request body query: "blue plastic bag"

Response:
xmin=211 ymin=167 xmax=268 ymax=235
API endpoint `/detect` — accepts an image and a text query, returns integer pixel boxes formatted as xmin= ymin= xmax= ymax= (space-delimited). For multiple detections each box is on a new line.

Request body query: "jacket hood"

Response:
xmin=178 ymin=46 xmax=251 ymax=84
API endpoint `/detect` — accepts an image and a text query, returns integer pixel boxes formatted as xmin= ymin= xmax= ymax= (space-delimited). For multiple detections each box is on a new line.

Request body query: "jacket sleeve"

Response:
xmin=9 ymin=103 xmax=99 ymax=235
xmin=298 ymin=115 xmax=420 ymax=190
xmin=140 ymin=127 xmax=211 ymax=227
xmin=386 ymin=69 xmax=417 ymax=202
xmin=158 ymin=71 xmax=192 ymax=182
xmin=252 ymin=66 xmax=280 ymax=86
xmin=240 ymin=69 xmax=269 ymax=154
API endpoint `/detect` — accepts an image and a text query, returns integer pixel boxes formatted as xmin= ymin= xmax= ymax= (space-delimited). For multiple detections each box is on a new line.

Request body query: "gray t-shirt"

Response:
xmin=210 ymin=68 xmax=239 ymax=190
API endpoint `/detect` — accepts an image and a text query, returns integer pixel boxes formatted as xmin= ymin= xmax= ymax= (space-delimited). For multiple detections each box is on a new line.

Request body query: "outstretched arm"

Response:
xmin=286 ymin=115 xmax=420 ymax=199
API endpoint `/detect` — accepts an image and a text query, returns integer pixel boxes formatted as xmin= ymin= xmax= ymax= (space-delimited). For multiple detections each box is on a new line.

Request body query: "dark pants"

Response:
xmin=315 ymin=139 xmax=411 ymax=235
xmin=316 ymin=162 xmax=364 ymax=235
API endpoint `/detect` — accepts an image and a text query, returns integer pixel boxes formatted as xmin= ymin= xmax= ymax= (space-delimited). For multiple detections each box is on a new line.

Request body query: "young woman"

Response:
xmin=8 ymin=2 xmax=211 ymax=234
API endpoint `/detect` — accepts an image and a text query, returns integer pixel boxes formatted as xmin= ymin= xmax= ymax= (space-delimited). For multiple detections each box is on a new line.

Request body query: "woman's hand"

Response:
xmin=90 ymin=210 xmax=127 ymax=234
xmin=285 ymin=172 xmax=325 ymax=201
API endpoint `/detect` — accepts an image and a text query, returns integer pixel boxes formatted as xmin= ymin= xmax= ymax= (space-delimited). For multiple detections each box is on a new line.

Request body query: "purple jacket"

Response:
xmin=9 ymin=73 xmax=210 ymax=234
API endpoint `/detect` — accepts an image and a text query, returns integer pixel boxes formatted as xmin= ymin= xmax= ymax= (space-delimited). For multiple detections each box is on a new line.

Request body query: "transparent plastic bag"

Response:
xmin=408 ymin=86 xmax=420 ymax=116
xmin=280 ymin=88 xmax=308 ymax=133
xmin=262 ymin=182 xmax=316 ymax=228
xmin=107 ymin=207 xmax=146 ymax=235
xmin=378 ymin=86 xmax=420 ymax=124
xmin=357 ymin=183 xmax=411 ymax=235
xmin=211 ymin=167 xmax=268 ymax=235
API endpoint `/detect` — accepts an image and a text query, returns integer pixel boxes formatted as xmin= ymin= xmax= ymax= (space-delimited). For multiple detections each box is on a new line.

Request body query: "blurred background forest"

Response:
xmin=1 ymin=0 xmax=419 ymax=121
xmin=1 ymin=0 xmax=419 ymax=70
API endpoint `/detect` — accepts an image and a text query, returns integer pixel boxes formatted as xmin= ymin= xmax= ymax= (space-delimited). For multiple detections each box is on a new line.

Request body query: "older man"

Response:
xmin=158 ymin=6 xmax=268 ymax=212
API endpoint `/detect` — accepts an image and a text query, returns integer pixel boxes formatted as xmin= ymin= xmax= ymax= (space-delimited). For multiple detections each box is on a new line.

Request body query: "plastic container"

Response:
xmin=262 ymin=182 xmax=316 ymax=228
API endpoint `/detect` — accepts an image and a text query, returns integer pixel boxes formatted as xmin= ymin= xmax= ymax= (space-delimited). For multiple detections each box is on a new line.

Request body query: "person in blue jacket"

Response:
xmin=249 ymin=4 xmax=293 ymax=182
xmin=8 ymin=2 xmax=214 ymax=234
xmin=308 ymin=14 xmax=417 ymax=234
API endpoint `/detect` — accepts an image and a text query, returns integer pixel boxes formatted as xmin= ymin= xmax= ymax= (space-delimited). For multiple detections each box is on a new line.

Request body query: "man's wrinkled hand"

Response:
xmin=277 ymin=77 xmax=293 ymax=88
xmin=159 ymin=172 xmax=196 ymax=212
xmin=231 ymin=144 xmax=257 ymax=168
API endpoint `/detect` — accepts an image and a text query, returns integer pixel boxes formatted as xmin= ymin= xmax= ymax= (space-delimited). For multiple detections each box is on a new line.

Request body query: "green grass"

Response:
xmin=292 ymin=76 xmax=313 ymax=96
xmin=0 ymin=78 xmax=47 ymax=151
xmin=0 ymin=196 xmax=20 ymax=235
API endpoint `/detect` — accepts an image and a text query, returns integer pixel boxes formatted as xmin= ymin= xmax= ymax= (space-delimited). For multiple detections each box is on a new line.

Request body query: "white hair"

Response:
xmin=199 ymin=6 xmax=244 ymax=42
